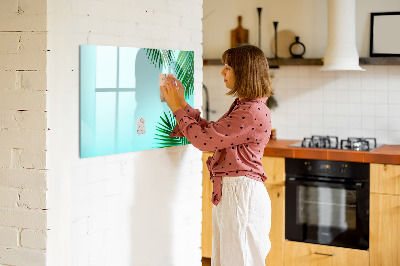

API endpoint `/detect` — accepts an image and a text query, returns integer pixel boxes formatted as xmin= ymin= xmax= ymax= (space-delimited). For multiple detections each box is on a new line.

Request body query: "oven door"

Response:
xmin=285 ymin=177 xmax=369 ymax=250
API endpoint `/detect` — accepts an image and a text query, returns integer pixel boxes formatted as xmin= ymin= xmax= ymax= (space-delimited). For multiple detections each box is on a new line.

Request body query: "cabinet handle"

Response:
xmin=314 ymin=252 xmax=335 ymax=257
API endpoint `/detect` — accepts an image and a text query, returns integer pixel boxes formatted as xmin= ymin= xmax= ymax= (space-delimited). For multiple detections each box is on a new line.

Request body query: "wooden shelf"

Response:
xmin=359 ymin=57 xmax=400 ymax=65
xmin=268 ymin=58 xmax=322 ymax=67
xmin=203 ymin=58 xmax=323 ymax=67
xmin=203 ymin=57 xmax=400 ymax=67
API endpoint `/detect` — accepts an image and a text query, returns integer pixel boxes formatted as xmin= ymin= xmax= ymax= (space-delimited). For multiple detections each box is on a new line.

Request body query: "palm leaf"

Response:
xmin=154 ymin=111 xmax=190 ymax=148
xmin=175 ymin=51 xmax=194 ymax=97
xmin=144 ymin=48 xmax=194 ymax=99
xmin=145 ymin=48 xmax=174 ymax=70
xmin=144 ymin=48 xmax=194 ymax=149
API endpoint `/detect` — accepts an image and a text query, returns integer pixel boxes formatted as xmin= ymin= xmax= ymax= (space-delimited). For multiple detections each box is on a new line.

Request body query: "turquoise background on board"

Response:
xmin=80 ymin=45 xmax=194 ymax=158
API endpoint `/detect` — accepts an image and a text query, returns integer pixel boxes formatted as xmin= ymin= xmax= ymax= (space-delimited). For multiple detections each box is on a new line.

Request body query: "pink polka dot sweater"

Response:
xmin=169 ymin=97 xmax=271 ymax=206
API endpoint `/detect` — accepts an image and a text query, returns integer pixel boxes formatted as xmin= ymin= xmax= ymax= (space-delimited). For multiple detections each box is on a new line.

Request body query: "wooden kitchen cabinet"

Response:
xmin=370 ymin=163 xmax=400 ymax=195
xmin=262 ymin=156 xmax=285 ymax=266
xmin=264 ymin=184 xmax=285 ymax=266
xmin=370 ymin=163 xmax=400 ymax=266
xmin=284 ymin=241 xmax=369 ymax=266
xmin=370 ymin=193 xmax=400 ymax=266
xmin=202 ymin=152 xmax=213 ymax=258
xmin=261 ymin=156 xmax=285 ymax=186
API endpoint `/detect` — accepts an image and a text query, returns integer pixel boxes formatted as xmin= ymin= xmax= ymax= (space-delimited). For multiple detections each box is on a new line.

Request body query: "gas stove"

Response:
xmin=289 ymin=135 xmax=381 ymax=151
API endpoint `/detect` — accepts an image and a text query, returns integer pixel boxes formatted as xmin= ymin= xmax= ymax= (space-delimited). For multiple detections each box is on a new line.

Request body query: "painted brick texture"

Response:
xmin=46 ymin=0 xmax=203 ymax=266
xmin=0 ymin=0 xmax=48 ymax=265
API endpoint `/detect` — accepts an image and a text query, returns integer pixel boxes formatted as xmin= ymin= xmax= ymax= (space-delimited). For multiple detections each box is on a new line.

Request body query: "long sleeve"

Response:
xmin=172 ymin=105 xmax=257 ymax=152
xmin=169 ymin=104 xmax=210 ymax=137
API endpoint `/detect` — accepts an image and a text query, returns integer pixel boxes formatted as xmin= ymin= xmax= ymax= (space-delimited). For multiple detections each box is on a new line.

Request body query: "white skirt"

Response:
xmin=212 ymin=176 xmax=271 ymax=266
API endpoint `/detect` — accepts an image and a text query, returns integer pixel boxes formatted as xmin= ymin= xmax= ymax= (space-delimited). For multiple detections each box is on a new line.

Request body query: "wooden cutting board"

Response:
xmin=231 ymin=16 xmax=249 ymax=48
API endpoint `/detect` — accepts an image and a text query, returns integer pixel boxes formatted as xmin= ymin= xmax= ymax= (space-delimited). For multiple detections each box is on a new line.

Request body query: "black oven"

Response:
xmin=285 ymin=158 xmax=369 ymax=250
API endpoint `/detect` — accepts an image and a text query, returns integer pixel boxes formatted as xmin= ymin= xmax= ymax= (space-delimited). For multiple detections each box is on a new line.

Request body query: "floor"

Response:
xmin=202 ymin=257 xmax=211 ymax=266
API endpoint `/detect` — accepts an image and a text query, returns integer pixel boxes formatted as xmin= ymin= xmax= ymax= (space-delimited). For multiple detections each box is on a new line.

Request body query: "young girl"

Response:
xmin=161 ymin=44 xmax=273 ymax=266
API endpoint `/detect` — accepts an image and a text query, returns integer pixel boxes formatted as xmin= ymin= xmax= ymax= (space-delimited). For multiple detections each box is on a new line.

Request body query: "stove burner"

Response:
xmin=340 ymin=137 xmax=377 ymax=151
xmin=301 ymin=135 xmax=339 ymax=149
xmin=295 ymin=136 xmax=378 ymax=151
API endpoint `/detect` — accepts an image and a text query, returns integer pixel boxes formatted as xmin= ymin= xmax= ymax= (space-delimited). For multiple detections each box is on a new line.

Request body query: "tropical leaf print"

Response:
xmin=145 ymin=48 xmax=194 ymax=148
xmin=175 ymin=51 xmax=194 ymax=98
xmin=145 ymin=49 xmax=175 ymax=69
xmin=154 ymin=111 xmax=190 ymax=148
xmin=145 ymin=48 xmax=194 ymax=98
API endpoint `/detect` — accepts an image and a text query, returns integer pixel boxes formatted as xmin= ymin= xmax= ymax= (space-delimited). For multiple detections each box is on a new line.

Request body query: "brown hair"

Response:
xmin=221 ymin=44 xmax=273 ymax=99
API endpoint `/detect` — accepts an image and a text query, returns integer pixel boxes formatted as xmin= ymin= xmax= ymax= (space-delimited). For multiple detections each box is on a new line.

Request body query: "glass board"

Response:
xmin=80 ymin=45 xmax=194 ymax=158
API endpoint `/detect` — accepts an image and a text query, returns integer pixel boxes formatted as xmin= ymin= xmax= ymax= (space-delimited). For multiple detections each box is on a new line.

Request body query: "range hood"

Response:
xmin=320 ymin=0 xmax=365 ymax=71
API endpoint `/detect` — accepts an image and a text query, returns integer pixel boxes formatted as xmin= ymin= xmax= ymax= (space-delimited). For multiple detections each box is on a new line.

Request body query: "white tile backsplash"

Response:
xmin=389 ymin=104 xmax=400 ymax=117
xmin=361 ymin=104 xmax=375 ymax=117
xmin=374 ymin=65 xmax=388 ymax=77
xmin=336 ymin=115 xmax=348 ymax=129
xmin=348 ymin=103 xmax=362 ymax=116
xmin=298 ymin=77 xmax=311 ymax=89
xmin=388 ymin=66 xmax=400 ymax=76
xmin=389 ymin=118 xmax=400 ymax=131
xmin=336 ymin=103 xmax=349 ymax=116
xmin=388 ymin=74 xmax=400 ymax=91
xmin=323 ymin=103 xmax=336 ymax=116
xmin=374 ymin=77 xmax=388 ymax=91
xmin=204 ymin=65 xmax=400 ymax=144
xmin=375 ymin=130 xmax=389 ymax=144
xmin=374 ymin=90 xmax=388 ymax=104
xmin=389 ymin=131 xmax=400 ymax=143
xmin=286 ymin=77 xmax=299 ymax=89
xmin=375 ymin=104 xmax=389 ymax=117
xmin=362 ymin=116 xmax=375 ymax=130
xmin=388 ymin=91 xmax=400 ymax=104
xmin=362 ymin=90 xmax=375 ymax=103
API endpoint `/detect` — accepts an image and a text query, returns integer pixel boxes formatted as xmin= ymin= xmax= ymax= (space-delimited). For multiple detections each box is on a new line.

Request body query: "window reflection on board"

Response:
xmin=80 ymin=45 xmax=194 ymax=158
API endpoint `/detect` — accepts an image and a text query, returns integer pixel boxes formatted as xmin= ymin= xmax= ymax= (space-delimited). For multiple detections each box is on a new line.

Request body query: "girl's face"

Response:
xmin=220 ymin=64 xmax=235 ymax=89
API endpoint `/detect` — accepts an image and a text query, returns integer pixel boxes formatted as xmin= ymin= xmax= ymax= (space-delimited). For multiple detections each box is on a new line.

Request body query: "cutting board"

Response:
xmin=231 ymin=16 xmax=249 ymax=48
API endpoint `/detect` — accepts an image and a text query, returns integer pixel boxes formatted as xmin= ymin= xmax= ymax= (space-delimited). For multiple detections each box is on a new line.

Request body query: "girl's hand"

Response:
xmin=161 ymin=80 xmax=184 ymax=113
xmin=168 ymin=76 xmax=187 ymax=108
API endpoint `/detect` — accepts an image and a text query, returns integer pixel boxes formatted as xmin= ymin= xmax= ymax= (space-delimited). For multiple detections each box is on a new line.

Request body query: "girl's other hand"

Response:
xmin=161 ymin=79 xmax=184 ymax=113
xmin=168 ymin=76 xmax=187 ymax=108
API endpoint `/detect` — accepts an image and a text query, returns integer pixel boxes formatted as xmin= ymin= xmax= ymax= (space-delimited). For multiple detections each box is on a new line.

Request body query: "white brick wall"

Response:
xmin=2 ymin=0 xmax=203 ymax=264
xmin=46 ymin=1 xmax=203 ymax=266
xmin=0 ymin=0 xmax=48 ymax=265
xmin=0 ymin=227 xmax=19 ymax=247
xmin=21 ymin=229 xmax=47 ymax=250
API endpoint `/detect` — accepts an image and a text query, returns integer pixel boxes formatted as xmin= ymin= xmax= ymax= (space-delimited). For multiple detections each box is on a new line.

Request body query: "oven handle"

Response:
xmin=286 ymin=177 xmax=364 ymax=189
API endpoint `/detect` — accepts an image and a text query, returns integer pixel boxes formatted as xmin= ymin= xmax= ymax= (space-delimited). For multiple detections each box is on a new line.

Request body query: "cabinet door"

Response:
xmin=265 ymin=185 xmax=284 ymax=266
xmin=370 ymin=193 xmax=400 ymax=266
xmin=202 ymin=152 xmax=213 ymax=258
xmin=261 ymin=156 xmax=285 ymax=185
xmin=370 ymin=163 xmax=400 ymax=195
xmin=284 ymin=241 xmax=369 ymax=266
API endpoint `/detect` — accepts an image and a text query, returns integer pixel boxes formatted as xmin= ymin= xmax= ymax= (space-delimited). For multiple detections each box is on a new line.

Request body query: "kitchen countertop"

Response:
xmin=263 ymin=139 xmax=400 ymax=165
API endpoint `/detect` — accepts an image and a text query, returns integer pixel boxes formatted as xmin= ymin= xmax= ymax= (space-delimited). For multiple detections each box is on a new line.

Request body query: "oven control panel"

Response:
xmin=286 ymin=158 xmax=369 ymax=180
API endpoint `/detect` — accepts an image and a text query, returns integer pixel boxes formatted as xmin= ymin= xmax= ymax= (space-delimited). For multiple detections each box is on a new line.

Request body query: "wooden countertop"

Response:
xmin=263 ymin=139 xmax=400 ymax=165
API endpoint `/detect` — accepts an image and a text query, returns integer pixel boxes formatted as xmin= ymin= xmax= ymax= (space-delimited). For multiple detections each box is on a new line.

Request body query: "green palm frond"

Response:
xmin=145 ymin=49 xmax=175 ymax=69
xmin=175 ymin=51 xmax=194 ymax=97
xmin=144 ymin=48 xmax=194 ymax=98
xmin=154 ymin=111 xmax=190 ymax=148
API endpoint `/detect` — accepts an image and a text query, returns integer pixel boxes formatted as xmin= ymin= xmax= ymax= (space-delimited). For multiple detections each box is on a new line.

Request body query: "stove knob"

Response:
xmin=340 ymin=164 xmax=347 ymax=174
xmin=305 ymin=162 xmax=312 ymax=171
